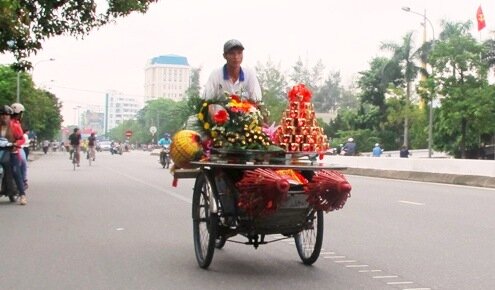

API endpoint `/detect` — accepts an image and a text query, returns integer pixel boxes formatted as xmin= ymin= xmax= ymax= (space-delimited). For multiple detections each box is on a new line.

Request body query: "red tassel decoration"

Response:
xmin=236 ymin=168 xmax=290 ymax=217
xmin=172 ymin=177 xmax=178 ymax=187
xmin=304 ymin=170 xmax=351 ymax=212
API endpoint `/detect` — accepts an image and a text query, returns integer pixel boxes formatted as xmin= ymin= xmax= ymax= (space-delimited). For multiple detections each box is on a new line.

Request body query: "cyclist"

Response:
xmin=68 ymin=128 xmax=81 ymax=166
xmin=87 ymin=132 xmax=96 ymax=161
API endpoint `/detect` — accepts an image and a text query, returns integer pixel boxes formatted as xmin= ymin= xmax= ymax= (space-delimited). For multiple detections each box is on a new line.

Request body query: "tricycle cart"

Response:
xmin=175 ymin=151 xmax=350 ymax=269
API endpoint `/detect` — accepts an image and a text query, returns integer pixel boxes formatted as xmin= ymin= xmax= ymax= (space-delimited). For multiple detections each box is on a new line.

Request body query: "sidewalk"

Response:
xmin=323 ymin=155 xmax=495 ymax=188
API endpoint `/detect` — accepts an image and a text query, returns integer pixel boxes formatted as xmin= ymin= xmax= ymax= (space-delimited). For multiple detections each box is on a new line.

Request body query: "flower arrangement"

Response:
xmin=197 ymin=92 xmax=273 ymax=150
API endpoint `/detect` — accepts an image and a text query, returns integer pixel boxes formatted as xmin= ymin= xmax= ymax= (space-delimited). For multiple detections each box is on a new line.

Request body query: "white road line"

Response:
xmin=321 ymin=251 xmax=335 ymax=254
xmin=386 ymin=281 xmax=414 ymax=285
xmin=359 ymin=269 xmax=382 ymax=272
xmin=323 ymin=256 xmax=346 ymax=259
xmin=398 ymin=200 xmax=424 ymax=206
xmin=345 ymin=265 xmax=369 ymax=268
xmin=403 ymin=288 xmax=431 ymax=290
xmin=372 ymin=275 xmax=399 ymax=279
xmin=334 ymin=260 xmax=356 ymax=263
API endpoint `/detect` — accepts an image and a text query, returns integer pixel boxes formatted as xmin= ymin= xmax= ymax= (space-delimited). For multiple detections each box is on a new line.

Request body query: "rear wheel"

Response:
xmin=295 ymin=210 xmax=324 ymax=265
xmin=192 ymin=173 xmax=218 ymax=269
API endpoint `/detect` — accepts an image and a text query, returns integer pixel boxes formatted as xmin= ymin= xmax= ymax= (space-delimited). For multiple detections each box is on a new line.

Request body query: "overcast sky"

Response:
xmin=1 ymin=0 xmax=493 ymax=126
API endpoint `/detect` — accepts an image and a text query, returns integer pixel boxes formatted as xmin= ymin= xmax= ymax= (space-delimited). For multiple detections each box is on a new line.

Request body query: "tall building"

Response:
xmin=144 ymin=54 xmax=191 ymax=102
xmin=105 ymin=91 xmax=140 ymax=132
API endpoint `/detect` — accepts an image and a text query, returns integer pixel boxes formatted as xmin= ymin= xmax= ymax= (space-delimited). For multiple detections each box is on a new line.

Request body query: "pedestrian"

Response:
xmin=342 ymin=138 xmax=357 ymax=156
xmin=400 ymin=145 xmax=410 ymax=158
xmin=203 ymin=39 xmax=262 ymax=101
xmin=372 ymin=143 xmax=383 ymax=157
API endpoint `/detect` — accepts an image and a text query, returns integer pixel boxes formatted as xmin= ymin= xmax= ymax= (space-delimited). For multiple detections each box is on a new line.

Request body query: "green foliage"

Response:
xmin=0 ymin=65 xmax=62 ymax=140
xmin=256 ymin=59 xmax=287 ymax=123
xmin=1 ymin=0 xmax=158 ymax=69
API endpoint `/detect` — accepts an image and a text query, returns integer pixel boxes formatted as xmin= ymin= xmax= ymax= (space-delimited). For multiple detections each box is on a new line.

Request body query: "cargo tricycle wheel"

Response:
xmin=294 ymin=210 xmax=323 ymax=265
xmin=192 ymin=173 xmax=218 ymax=269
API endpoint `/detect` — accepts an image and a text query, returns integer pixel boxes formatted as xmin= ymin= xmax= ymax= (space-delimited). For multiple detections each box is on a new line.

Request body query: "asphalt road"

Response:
xmin=0 ymin=150 xmax=493 ymax=290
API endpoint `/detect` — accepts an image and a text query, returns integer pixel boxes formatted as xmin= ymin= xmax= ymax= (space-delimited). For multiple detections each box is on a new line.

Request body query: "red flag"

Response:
xmin=477 ymin=5 xmax=486 ymax=31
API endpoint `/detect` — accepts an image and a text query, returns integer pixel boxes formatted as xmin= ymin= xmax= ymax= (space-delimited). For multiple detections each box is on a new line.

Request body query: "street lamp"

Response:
xmin=402 ymin=7 xmax=436 ymax=158
xmin=16 ymin=58 xmax=55 ymax=103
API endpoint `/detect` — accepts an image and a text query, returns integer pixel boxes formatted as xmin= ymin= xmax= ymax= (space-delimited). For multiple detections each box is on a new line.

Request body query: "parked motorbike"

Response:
xmin=159 ymin=144 xmax=171 ymax=169
xmin=0 ymin=137 xmax=18 ymax=203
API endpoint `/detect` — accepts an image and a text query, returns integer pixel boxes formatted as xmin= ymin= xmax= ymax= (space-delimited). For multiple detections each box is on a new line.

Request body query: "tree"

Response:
xmin=289 ymin=57 xmax=324 ymax=90
xmin=0 ymin=65 xmax=62 ymax=140
xmin=429 ymin=20 xmax=491 ymax=158
xmin=1 ymin=0 xmax=158 ymax=69
xmin=312 ymin=71 xmax=343 ymax=113
xmin=256 ymin=59 xmax=287 ymax=123
xmin=381 ymin=32 xmax=422 ymax=147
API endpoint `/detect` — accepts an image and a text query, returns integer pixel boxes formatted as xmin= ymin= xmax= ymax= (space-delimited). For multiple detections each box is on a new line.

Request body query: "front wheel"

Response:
xmin=192 ymin=173 xmax=218 ymax=269
xmin=295 ymin=210 xmax=324 ymax=265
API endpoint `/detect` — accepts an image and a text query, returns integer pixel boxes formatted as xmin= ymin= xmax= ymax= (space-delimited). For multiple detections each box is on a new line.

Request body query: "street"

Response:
xmin=1 ymin=150 xmax=494 ymax=290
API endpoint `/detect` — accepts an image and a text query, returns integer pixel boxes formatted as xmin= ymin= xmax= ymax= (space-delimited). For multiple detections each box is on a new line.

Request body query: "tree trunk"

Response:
xmin=460 ymin=118 xmax=467 ymax=159
xmin=404 ymin=81 xmax=410 ymax=146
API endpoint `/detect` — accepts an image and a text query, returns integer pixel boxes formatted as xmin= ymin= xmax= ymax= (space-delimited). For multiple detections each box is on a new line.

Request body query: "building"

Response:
xmin=144 ymin=54 xmax=191 ymax=102
xmin=80 ymin=108 xmax=104 ymax=135
xmin=105 ymin=91 xmax=141 ymax=132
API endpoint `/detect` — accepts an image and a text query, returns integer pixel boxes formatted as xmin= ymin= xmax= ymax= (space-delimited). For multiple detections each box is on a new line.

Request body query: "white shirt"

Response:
xmin=203 ymin=65 xmax=262 ymax=101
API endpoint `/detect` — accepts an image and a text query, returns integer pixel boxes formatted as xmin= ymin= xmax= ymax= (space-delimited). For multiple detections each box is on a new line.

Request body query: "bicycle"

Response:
xmin=87 ymin=146 xmax=96 ymax=166
xmin=72 ymin=145 xmax=80 ymax=170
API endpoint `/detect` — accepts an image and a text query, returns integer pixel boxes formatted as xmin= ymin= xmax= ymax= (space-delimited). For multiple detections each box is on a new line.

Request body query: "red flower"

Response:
xmin=213 ymin=109 xmax=229 ymax=125
xmin=230 ymin=94 xmax=241 ymax=102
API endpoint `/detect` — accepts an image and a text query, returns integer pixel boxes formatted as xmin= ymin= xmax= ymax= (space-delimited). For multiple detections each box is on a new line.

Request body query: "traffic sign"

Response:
xmin=125 ymin=130 xmax=133 ymax=137
xmin=149 ymin=126 xmax=157 ymax=135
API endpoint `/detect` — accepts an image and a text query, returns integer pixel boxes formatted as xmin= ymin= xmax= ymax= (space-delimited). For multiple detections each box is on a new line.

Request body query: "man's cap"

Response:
xmin=224 ymin=39 xmax=244 ymax=53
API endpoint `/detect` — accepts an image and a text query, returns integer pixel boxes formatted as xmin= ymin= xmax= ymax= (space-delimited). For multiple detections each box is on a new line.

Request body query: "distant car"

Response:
xmin=98 ymin=141 xmax=112 ymax=151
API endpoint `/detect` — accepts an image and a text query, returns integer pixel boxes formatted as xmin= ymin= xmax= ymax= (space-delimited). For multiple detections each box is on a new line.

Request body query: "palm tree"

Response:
xmin=381 ymin=32 xmax=422 ymax=147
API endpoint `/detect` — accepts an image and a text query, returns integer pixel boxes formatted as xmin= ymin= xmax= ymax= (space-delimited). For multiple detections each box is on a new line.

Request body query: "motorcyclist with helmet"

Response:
xmin=158 ymin=133 xmax=172 ymax=168
xmin=11 ymin=103 xmax=28 ymax=189
xmin=0 ymin=105 xmax=27 ymax=205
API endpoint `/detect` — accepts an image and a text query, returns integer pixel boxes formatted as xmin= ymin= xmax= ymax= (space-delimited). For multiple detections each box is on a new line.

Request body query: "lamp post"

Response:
xmin=402 ymin=7 xmax=436 ymax=158
xmin=16 ymin=58 xmax=55 ymax=103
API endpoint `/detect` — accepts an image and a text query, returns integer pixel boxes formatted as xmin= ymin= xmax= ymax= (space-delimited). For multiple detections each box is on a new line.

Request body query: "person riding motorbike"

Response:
xmin=158 ymin=133 xmax=172 ymax=168
xmin=0 ymin=105 xmax=27 ymax=205
xmin=11 ymin=103 xmax=28 ymax=189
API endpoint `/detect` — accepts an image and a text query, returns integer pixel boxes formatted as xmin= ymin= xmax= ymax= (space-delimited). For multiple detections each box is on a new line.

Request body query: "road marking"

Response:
xmin=323 ymin=256 xmax=346 ymax=259
xmin=359 ymin=269 xmax=382 ymax=272
xmin=403 ymin=288 xmax=431 ymax=290
xmin=398 ymin=200 xmax=424 ymax=206
xmin=345 ymin=265 xmax=369 ymax=268
xmin=373 ymin=275 xmax=398 ymax=279
xmin=321 ymin=251 xmax=335 ymax=255
xmin=104 ymin=166 xmax=192 ymax=204
xmin=334 ymin=260 xmax=356 ymax=263
xmin=386 ymin=281 xmax=414 ymax=285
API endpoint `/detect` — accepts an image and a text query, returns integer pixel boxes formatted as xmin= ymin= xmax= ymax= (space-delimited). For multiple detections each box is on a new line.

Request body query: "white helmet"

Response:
xmin=11 ymin=103 xmax=25 ymax=114
xmin=348 ymin=138 xmax=354 ymax=142
xmin=375 ymin=143 xmax=380 ymax=147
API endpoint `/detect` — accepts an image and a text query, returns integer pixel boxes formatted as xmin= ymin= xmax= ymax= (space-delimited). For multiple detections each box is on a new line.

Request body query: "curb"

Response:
xmin=344 ymin=168 xmax=495 ymax=189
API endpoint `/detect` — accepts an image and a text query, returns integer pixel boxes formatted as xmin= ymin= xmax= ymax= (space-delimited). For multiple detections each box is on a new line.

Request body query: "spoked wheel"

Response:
xmin=294 ymin=210 xmax=324 ymax=265
xmin=192 ymin=173 xmax=218 ymax=269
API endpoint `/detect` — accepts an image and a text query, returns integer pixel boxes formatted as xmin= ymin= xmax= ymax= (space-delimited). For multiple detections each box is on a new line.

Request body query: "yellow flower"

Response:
xmin=198 ymin=112 xmax=204 ymax=121
xmin=211 ymin=130 xmax=217 ymax=138
xmin=202 ymin=102 xmax=208 ymax=107
xmin=204 ymin=122 xmax=210 ymax=130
